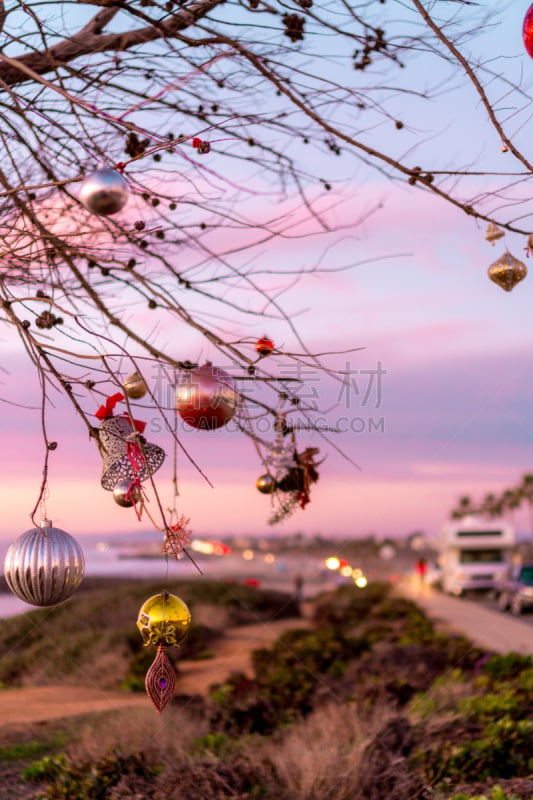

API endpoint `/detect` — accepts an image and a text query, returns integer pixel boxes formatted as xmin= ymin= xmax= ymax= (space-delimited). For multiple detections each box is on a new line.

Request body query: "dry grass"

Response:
xmin=191 ymin=603 xmax=231 ymax=632
xmin=63 ymin=705 xmax=208 ymax=768
xmin=257 ymin=701 xmax=395 ymax=800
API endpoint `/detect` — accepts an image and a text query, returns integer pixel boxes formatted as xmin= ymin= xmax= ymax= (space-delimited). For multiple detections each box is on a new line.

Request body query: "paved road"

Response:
xmin=400 ymin=581 xmax=533 ymax=655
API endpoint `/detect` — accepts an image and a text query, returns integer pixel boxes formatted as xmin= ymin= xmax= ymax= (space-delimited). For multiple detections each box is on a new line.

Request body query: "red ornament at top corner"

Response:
xmin=523 ymin=4 xmax=533 ymax=58
xmin=255 ymin=336 xmax=274 ymax=357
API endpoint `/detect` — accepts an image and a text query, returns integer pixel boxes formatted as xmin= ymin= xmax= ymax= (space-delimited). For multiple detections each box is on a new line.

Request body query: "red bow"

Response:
xmin=124 ymin=415 xmax=147 ymax=434
xmin=95 ymin=394 xmax=147 ymax=433
xmin=95 ymin=393 xmax=125 ymax=420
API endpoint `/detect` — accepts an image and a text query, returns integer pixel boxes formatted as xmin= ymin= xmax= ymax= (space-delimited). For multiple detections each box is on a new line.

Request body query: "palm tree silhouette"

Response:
xmin=450 ymin=495 xmax=477 ymax=520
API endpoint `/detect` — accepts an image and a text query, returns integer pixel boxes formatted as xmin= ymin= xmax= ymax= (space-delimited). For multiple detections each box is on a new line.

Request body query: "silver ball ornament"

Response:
xmin=3 ymin=521 xmax=85 ymax=607
xmin=113 ymin=480 xmax=142 ymax=507
xmin=256 ymin=473 xmax=277 ymax=494
xmin=79 ymin=167 xmax=129 ymax=216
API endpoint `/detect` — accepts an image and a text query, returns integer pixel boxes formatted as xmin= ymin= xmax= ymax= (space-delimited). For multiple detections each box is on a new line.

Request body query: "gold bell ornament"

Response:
xmin=123 ymin=370 xmax=148 ymax=400
xmin=484 ymin=221 xmax=504 ymax=246
xmin=96 ymin=393 xmax=165 ymax=492
xmin=136 ymin=591 xmax=191 ymax=712
xmin=487 ymin=250 xmax=527 ymax=292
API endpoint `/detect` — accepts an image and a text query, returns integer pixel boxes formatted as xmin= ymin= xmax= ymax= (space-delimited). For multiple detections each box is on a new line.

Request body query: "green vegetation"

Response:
xmin=0 ymin=734 xmax=65 ymax=762
xmin=412 ymin=646 xmax=533 ymax=791
xmin=1 ymin=579 xmax=532 ymax=799
xmin=0 ymin=578 xmax=300 ymax=688
xmin=23 ymin=752 xmax=160 ymax=799
xmin=209 ymin=625 xmax=370 ymax=734
xmin=448 ymin=788 xmax=521 ymax=800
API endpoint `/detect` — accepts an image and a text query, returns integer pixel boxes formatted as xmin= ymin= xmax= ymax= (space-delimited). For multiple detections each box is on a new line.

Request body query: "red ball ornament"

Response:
xmin=255 ymin=336 xmax=274 ymax=357
xmin=524 ymin=4 xmax=533 ymax=57
xmin=175 ymin=362 xmax=238 ymax=430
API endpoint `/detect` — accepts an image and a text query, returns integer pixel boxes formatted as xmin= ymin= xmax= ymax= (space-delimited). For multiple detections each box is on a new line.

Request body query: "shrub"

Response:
xmin=460 ymin=689 xmax=523 ymax=722
xmin=23 ymin=751 xmax=160 ymax=799
xmin=399 ymin=609 xmax=435 ymax=644
xmin=481 ymin=654 xmax=532 ymax=682
xmin=419 ymin=718 xmax=533 ymax=784
xmin=0 ymin=734 xmax=64 ymax=762
xmin=155 ymin=755 xmax=286 ymax=800
xmin=361 ymin=623 xmax=394 ymax=643
xmin=312 ymin=583 xmax=390 ymax=628
xmin=209 ymin=626 xmax=370 ymax=735
xmin=373 ymin=596 xmax=420 ymax=620
xmin=192 ymin=732 xmax=234 ymax=757
xmin=449 ymin=786 xmax=521 ymax=800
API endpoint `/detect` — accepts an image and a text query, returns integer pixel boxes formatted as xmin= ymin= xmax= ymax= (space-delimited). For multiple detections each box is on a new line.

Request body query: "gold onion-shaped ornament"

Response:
xmin=137 ymin=592 xmax=192 ymax=712
xmin=485 ymin=221 xmax=504 ymax=246
xmin=3 ymin=520 xmax=85 ymax=606
xmin=487 ymin=251 xmax=527 ymax=292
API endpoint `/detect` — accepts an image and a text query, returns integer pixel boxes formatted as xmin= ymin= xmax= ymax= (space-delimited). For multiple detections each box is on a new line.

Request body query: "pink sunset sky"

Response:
xmin=1 ymin=4 xmax=533 ymax=544
xmin=2 ymin=182 xmax=533 ymax=544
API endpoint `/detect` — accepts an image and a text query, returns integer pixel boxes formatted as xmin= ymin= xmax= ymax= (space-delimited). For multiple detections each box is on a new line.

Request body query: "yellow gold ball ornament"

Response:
xmin=136 ymin=591 xmax=192 ymax=713
xmin=488 ymin=251 xmax=527 ymax=292
xmin=256 ymin=473 xmax=277 ymax=494
xmin=137 ymin=591 xmax=191 ymax=647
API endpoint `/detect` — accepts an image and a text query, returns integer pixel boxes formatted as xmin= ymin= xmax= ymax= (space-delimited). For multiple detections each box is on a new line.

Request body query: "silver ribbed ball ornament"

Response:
xmin=3 ymin=520 xmax=85 ymax=606
xmin=79 ymin=167 xmax=129 ymax=216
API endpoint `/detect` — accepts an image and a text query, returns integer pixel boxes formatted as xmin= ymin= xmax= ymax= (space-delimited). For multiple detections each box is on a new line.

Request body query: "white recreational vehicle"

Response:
xmin=438 ymin=518 xmax=516 ymax=596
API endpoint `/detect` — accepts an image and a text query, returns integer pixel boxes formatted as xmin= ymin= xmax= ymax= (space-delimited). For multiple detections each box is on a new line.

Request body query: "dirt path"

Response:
xmin=0 ymin=617 xmax=310 ymax=727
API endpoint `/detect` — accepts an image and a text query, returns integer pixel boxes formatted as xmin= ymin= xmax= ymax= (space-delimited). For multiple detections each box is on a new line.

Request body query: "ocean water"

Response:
xmin=0 ymin=534 xmax=202 ymax=619
xmin=0 ymin=534 xmax=324 ymax=619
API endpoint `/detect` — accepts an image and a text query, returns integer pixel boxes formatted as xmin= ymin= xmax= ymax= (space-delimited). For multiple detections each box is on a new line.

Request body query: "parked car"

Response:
xmin=424 ymin=562 xmax=443 ymax=588
xmin=496 ymin=562 xmax=533 ymax=615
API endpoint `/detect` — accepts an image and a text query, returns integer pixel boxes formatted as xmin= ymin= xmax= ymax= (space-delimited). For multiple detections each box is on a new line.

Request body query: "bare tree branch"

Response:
xmin=0 ymin=0 xmax=225 ymax=86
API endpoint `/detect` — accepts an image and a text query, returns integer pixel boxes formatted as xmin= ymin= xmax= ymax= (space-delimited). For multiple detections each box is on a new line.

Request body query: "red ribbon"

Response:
xmin=126 ymin=440 xmax=145 ymax=475
xmin=297 ymin=491 xmax=311 ymax=510
xmin=95 ymin=393 xmax=125 ymax=420
xmin=125 ymin=477 xmax=144 ymax=522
